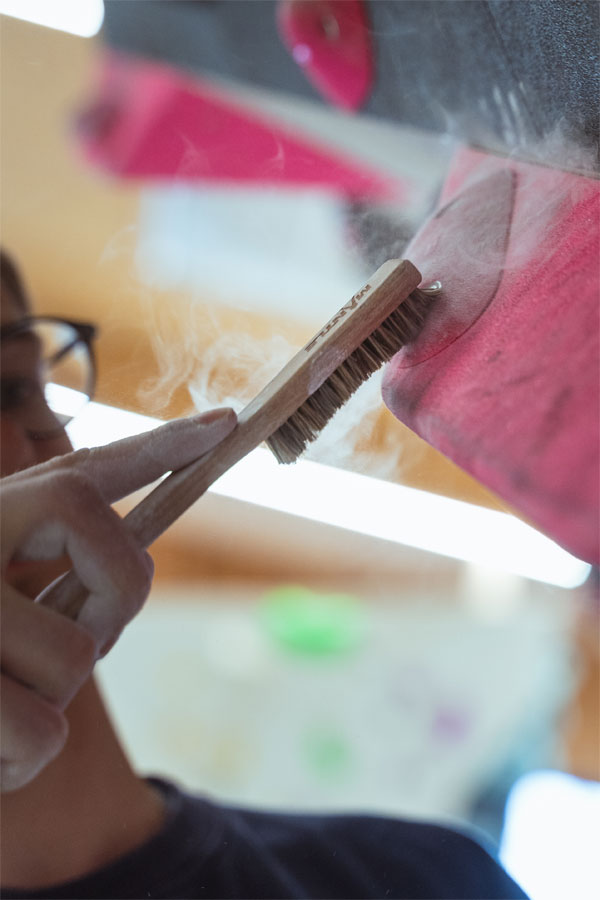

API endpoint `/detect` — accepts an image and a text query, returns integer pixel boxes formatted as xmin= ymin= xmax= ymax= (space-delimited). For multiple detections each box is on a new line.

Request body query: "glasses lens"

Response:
xmin=36 ymin=321 xmax=93 ymax=428
xmin=0 ymin=320 xmax=93 ymax=437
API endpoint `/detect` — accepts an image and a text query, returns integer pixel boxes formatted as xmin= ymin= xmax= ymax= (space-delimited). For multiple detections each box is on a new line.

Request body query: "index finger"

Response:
xmin=6 ymin=408 xmax=237 ymax=505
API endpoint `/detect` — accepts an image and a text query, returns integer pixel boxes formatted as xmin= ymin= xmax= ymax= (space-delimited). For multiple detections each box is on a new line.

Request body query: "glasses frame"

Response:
xmin=0 ymin=315 xmax=98 ymax=438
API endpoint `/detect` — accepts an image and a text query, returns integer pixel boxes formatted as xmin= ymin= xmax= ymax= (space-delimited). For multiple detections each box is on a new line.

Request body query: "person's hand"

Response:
xmin=0 ymin=408 xmax=236 ymax=792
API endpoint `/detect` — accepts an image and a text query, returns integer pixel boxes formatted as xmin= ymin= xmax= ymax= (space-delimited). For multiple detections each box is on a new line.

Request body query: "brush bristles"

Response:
xmin=266 ymin=288 xmax=434 ymax=464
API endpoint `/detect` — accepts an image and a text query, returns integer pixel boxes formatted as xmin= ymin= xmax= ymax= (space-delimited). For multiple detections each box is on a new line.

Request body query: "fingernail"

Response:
xmin=193 ymin=407 xmax=237 ymax=426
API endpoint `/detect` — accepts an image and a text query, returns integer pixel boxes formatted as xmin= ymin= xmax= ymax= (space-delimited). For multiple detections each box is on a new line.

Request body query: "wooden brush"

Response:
xmin=43 ymin=259 xmax=438 ymax=621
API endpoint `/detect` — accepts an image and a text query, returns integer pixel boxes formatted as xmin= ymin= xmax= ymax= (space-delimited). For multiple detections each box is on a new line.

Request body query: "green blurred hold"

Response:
xmin=303 ymin=729 xmax=352 ymax=778
xmin=259 ymin=585 xmax=365 ymax=656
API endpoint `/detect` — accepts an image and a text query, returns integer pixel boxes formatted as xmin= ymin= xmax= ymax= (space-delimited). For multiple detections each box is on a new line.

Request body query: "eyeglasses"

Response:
xmin=0 ymin=316 xmax=97 ymax=439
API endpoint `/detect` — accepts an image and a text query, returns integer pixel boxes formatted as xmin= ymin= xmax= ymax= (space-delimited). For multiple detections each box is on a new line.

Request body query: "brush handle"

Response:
xmin=41 ymin=259 xmax=421 ymax=621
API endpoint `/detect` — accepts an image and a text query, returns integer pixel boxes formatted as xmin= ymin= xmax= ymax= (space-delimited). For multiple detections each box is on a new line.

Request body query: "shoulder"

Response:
xmin=212 ymin=801 xmax=529 ymax=899
xmin=0 ymin=781 xmax=528 ymax=900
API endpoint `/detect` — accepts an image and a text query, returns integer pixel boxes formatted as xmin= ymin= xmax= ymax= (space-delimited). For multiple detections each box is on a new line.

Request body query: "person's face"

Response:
xmin=1 ymin=277 xmax=73 ymax=594
xmin=1 ymin=285 xmax=72 ymax=475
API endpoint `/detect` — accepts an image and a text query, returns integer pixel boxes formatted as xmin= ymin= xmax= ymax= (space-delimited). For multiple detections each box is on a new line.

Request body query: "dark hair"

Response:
xmin=0 ymin=249 xmax=30 ymax=312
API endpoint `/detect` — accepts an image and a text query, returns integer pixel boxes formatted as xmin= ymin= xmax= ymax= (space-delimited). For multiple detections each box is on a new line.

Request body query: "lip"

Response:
xmin=5 ymin=558 xmax=40 ymax=576
xmin=4 ymin=556 xmax=70 ymax=593
xmin=4 ymin=558 xmax=47 ymax=587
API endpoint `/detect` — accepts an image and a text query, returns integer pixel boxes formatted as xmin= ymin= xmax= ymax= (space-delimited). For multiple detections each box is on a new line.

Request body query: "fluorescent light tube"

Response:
xmin=46 ymin=383 xmax=92 ymax=418
xmin=0 ymin=0 xmax=104 ymax=37
xmin=65 ymin=398 xmax=591 ymax=589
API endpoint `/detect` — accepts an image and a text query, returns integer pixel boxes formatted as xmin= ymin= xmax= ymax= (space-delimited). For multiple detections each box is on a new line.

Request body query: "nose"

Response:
xmin=1 ymin=417 xmax=37 ymax=475
xmin=1 ymin=416 xmax=72 ymax=476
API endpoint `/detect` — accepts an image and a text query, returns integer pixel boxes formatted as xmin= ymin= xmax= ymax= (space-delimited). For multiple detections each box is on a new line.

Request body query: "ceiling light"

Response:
xmin=0 ymin=0 xmax=104 ymax=37
xmin=214 ymin=448 xmax=590 ymax=589
xmin=65 ymin=397 xmax=591 ymax=589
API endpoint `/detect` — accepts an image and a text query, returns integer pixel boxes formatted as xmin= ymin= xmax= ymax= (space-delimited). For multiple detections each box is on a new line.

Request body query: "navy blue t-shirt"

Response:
xmin=3 ymin=778 xmax=528 ymax=899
